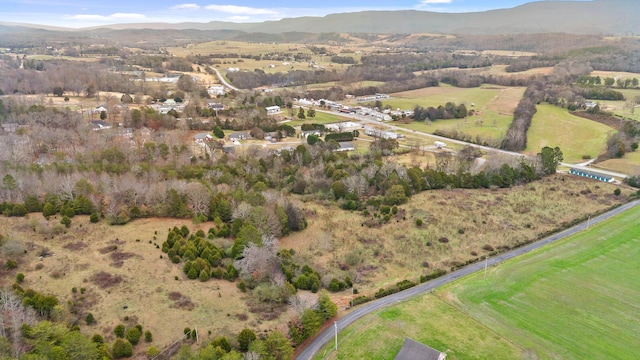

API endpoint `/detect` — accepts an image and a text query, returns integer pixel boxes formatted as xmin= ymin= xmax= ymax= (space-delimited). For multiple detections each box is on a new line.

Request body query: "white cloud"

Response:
xmin=227 ymin=16 xmax=251 ymax=21
xmin=170 ymin=3 xmax=200 ymax=10
xmin=204 ymin=4 xmax=278 ymax=15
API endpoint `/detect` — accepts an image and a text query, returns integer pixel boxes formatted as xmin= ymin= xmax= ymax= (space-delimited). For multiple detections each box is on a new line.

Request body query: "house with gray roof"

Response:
xmin=394 ymin=338 xmax=446 ymax=360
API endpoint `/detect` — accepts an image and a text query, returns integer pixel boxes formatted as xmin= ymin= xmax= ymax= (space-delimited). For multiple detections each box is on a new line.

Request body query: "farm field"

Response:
xmin=447 ymin=203 xmax=640 ymax=359
xmin=313 ymin=293 xmax=522 ymax=360
xmin=598 ymin=88 xmax=640 ymax=122
xmin=525 ymin=104 xmax=615 ymax=162
xmin=314 ymin=201 xmax=640 ymax=360
xmin=594 ymin=150 xmax=640 ymax=175
xmin=389 ymin=85 xmax=524 ymax=142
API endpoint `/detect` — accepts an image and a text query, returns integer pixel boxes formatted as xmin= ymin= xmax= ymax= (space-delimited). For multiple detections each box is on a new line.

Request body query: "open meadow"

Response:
xmin=0 ymin=216 xmax=288 ymax=356
xmin=313 ymin=201 xmax=640 ymax=360
xmin=597 ymin=88 xmax=640 ymax=122
xmin=282 ymin=173 xmax=630 ymax=298
xmin=525 ymin=104 xmax=615 ymax=162
xmin=593 ymin=150 xmax=640 ymax=175
xmin=388 ymin=85 xmax=524 ymax=143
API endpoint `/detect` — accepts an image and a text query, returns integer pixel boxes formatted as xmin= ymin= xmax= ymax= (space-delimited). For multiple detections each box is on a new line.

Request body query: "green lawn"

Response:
xmin=286 ymin=111 xmax=351 ymax=127
xmin=314 ymin=204 xmax=640 ymax=360
xmin=598 ymin=88 xmax=640 ymax=121
xmin=449 ymin=205 xmax=640 ymax=360
xmin=526 ymin=104 xmax=615 ymax=162
xmin=385 ymin=85 xmax=524 ymax=145
xmin=313 ymin=293 xmax=523 ymax=360
xmin=383 ymin=84 xmax=502 ymax=110
xmin=395 ymin=111 xmax=512 ymax=144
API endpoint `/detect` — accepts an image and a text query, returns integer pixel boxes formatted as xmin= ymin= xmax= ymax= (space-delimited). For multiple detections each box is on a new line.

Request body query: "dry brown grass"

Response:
xmin=280 ymin=174 xmax=630 ymax=301
xmin=0 ymin=173 xmax=631 ymax=352
xmin=0 ymin=216 xmax=283 ymax=351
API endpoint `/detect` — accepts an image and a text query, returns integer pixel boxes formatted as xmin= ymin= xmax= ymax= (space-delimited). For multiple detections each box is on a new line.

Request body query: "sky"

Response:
xmin=1 ymin=0 xmax=591 ymax=28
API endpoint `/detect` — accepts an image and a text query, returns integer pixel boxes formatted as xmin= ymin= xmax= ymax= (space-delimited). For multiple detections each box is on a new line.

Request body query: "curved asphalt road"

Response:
xmin=211 ymin=67 xmax=241 ymax=92
xmin=296 ymin=199 xmax=640 ymax=360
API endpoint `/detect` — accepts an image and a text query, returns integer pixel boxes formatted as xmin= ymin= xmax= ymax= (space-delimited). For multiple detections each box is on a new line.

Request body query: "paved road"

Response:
xmin=310 ymin=107 xmax=632 ymax=180
xmin=211 ymin=68 xmax=241 ymax=92
xmin=295 ymin=199 xmax=640 ymax=360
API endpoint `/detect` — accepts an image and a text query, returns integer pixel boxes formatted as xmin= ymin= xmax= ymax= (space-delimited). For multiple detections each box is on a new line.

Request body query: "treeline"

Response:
xmin=412 ymin=102 xmax=468 ymax=121
xmin=360 ymin=53 xmax=493 ymax=71
xmin=226 ymin=68 xmax=341 ymax=89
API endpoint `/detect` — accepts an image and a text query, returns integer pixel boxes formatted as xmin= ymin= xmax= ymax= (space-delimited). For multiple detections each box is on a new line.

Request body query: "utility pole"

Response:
xmin=586 ymin=215 xmax=591 ymax=230
xmin=484 ymin=256 xmax=488 ymax=281
xmin=334 ymin=321 xmax=338 ymax=351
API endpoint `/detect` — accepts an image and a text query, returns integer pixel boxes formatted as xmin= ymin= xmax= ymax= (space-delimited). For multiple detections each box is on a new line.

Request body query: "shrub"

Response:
xmin=415 ymin=218 xmax=423 ymax=226
xmin=614 ymin=188 xmax=621 ymax=196
xmin=438 ymin=237 xmax=449 ymax=243
xmin=199 ymin=269 xmax=210 ymax=282
xmin=90 ymin=213 xmax=100 ymax=223
xmin=125 ymin=327 xmax=142 ymax=345
xmin=61 ymin=216 xmax=71 ymax=228
xmin=91 ymin=334 xmax=104 ymax=344
xmin=114 ymin=324 xmax=126 ymax=338
xmin=5 ymin=259 xmax=17 ymax=270
xmin=482 ymin=244 xmax=494 ymax=251
xmin=85 ymin=313 xmax=96 ymax=325
xmin=144 ymin=330 xmax=153 ymax=343
xmin=147 ymin=346 xmax=159 ymax=358
xmin=16 ymin=273 xmax=24 ymax=283
xmin=237 ymin=280 xmax=247 ymax=292
xmin=420 ymin=269 xmax=447 ymax=283
xmin=112 ymin=338 xmax=133 ymax=358
xmin=237 ymin=329 xmax=257 ymax=352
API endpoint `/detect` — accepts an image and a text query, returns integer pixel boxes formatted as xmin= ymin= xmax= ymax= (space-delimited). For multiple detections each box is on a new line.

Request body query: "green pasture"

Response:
xmin=598 ymin=88 xmax=640 ymax=121
xmin=450 ymin=204 xmax=640 ymax=360
xmin=286 ymin=111 xmax=351 ymax=127
xmin=594 ymin=150 xmax=640 ymax=175
xmin=526 ymin=104 xmax=614 ymax=162
xmin=313 ymin=294 xmax=522 ymax=360
xmin=382 ymin=84 xmax=501 ymax=110
xmin=395 ymin=111 xmax=511 ymax=144
xmin=314 ymin=203 xmax=640 ymax=360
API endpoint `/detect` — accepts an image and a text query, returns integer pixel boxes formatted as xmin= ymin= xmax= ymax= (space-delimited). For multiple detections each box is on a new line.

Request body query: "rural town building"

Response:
xmin=266 ymin=105 xmax=282 ymax=115
xmin=394 ymin=338 xmax=446 ymax=360
xmin=569 ymin=168 xmax=614 ymax=183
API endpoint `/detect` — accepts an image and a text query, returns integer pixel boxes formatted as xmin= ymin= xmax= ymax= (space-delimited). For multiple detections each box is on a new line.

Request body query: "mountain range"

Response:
xmin=0 ymin=0 xmax=638 ymax=36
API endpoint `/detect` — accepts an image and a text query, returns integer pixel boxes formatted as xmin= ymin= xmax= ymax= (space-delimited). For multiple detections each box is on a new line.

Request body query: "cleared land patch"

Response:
xmin=446 ymin=203 xmax=640 ymax=359
xmin=525 ymin=104 xmax=615 ymax=162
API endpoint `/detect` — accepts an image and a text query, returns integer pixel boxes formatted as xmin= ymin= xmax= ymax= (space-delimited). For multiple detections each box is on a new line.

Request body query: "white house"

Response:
xmin=266 ymin=106 xmax=281 ymax=115
xmin=207 ymin=85 xmax=226 ymax=96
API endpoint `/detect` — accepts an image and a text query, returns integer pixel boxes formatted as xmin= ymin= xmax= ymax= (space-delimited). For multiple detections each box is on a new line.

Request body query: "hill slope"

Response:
xmin=2 ymin=0 xmax=636 ymax=35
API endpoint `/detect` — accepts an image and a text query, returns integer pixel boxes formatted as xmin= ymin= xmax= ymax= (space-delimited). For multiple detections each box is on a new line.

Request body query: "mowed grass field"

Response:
xmin=446 ymin=203 xmax=640 ymax=359
xmin=593 ymin=150 xmax=640 ymax=175
xmin=314 ymin=203 xmax=640 ymax=360
xmin=388 ymin=85 xmax=524 ymax=141
xmin=598 ymin=88 xmax=640 ymax=122
xmin=526 ymin=104 xmax=615 ymax=162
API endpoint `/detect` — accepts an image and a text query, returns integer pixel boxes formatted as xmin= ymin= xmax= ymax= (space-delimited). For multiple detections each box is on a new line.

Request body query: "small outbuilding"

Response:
xmin=394 ymin=338 xmax=446 ymax=360
xmin=569 ymin=168 xmax=614 ymax=183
